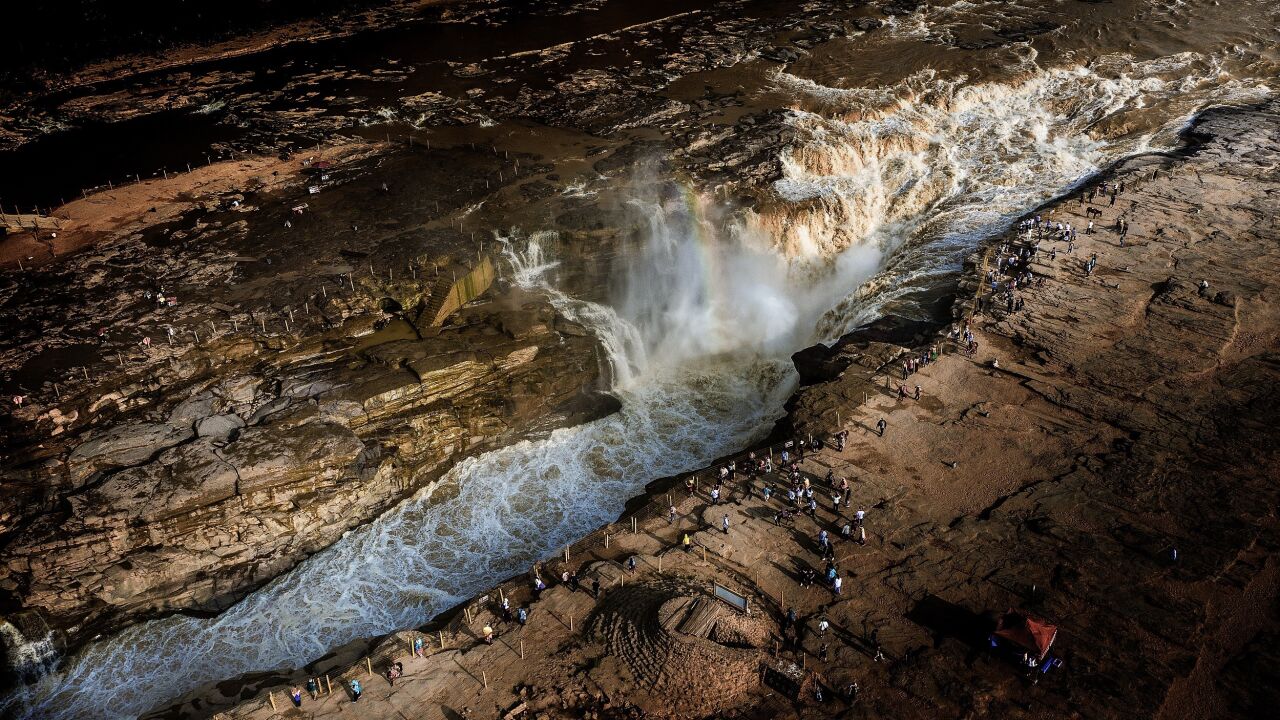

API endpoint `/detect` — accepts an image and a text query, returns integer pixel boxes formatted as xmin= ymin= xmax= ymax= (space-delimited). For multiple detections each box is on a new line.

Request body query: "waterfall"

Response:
xmin=0 ymin=620 xmax=59 ymax=684
xmin=751 ymin=51 xmax=1270 ymax=337
xmin=501 ymin=229 xmax=649 ymax=387
xmin=3 ymin=46 xmax=1272 ymax=720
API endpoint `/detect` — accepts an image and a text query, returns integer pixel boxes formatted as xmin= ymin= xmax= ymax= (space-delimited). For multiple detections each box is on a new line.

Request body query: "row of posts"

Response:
xmin=28 ymin=250 xmax=498 ymax=408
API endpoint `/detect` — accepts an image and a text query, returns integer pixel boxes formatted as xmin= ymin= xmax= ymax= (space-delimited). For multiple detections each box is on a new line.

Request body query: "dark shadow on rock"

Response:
xmin=906 ymin=594 xmax=994 ymax=651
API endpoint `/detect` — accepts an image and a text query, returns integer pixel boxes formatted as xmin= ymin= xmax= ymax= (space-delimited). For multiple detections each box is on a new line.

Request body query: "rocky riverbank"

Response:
xmin=196 ymin=101 xmax=1280 ymax=720
xmin=0 ymin=130 xmax=624 ymax=673
xmin=1 ymin=0 xmax=904 ymax=670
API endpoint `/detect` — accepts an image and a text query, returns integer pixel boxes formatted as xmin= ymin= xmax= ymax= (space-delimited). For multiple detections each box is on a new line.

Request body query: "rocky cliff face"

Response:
xmin=0 ymin=290 xmax=611 ymax=664
xmin=0 ymin=130 xmax=625 ymax=670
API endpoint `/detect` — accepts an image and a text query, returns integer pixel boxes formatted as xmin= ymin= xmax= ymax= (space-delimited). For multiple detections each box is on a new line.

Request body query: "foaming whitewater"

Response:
xmin=756 ymin=50 xmax=1269 ymax=335
xmin=614 ymin=185 xmax=884 ymax=368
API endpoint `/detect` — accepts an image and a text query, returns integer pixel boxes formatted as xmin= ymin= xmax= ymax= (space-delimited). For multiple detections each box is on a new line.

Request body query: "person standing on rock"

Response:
xmin=914 ymin=385 xmax=921 ymax=400
xmin=483 ymin=624 xmax=495 ymax=644
xmin=819 ymin=529 xmax=829 ymax=550
xmin=710 ymin=485 xmax=720 ymax=505
xmin=683 ymin=532 xmax=692 ymax=552
xmin=517 ymin=606 xmax=528 ymax=625
xmin=414 ymin=635 xmax=424 ymax=658
xmin=307 ymin=678 xmax=318 ymax=700
xmin=876 ymin=418 xmax=887 ymax=436
xmin=591 ymin=578 xmax=601 ymax=599
xmin=350 ymin=679 xmax=362 ymax=703
xmin=722 ymin=513 xmax=730 ymax=534
xmin=833 ymin=574 xmax=844 ymax=595
xmin=668 ymin=504 xmax=677 ymax=523
xmin=290 ymin=686 xmax=303 ymax=707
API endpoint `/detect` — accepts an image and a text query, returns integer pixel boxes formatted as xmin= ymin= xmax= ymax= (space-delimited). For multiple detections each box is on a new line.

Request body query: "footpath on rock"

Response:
xmin=203 ymin=101 xmax=1280 ymax=720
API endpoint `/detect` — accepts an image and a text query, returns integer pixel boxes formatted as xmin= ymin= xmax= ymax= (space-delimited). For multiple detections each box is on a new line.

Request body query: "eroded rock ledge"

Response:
xmin=4 ymin=297 xmax=613 ymax=654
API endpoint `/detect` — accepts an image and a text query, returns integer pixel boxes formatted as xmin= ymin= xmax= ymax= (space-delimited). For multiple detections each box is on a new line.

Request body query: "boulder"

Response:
xmin=220 ymin=421 xmax=364 ymax=495
xmin=168 ymin=392 xmax=218 ymax=426
xmin=195 ymin=414 xmax=245 ymax=442
xmin=792 ymin=343 xmax=847 ymax=385
xmin=66 ymin=423 xmax=195 ymax=486
xmin=86 ymin=441 xmax=239 ymax=523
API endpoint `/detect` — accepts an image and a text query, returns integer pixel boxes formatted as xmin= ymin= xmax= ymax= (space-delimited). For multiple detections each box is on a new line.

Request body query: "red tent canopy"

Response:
xmin=994 ymin=609 xmax=1057 ymax=660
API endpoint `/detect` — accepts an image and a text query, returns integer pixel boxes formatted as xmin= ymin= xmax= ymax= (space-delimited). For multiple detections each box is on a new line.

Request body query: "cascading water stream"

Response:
xmin=1 ymin=45 xmax=1272 ymax=720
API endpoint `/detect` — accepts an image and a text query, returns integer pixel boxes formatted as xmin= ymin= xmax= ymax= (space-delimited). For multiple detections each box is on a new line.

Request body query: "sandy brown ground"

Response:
xmin=198 ymin=105 xmax=1280 ymax=720
xmin=0 ymin=138 xmax=384 ymax=269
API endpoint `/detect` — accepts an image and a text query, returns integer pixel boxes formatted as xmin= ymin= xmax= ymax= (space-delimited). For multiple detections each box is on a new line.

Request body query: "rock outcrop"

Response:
xmin=0 ymin=291 xmax=611 ymax=659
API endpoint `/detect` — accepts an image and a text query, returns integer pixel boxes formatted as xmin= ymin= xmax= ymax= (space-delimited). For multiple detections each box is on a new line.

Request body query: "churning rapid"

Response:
xmin=5 ymin=1 xmax=1279 ymax=717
